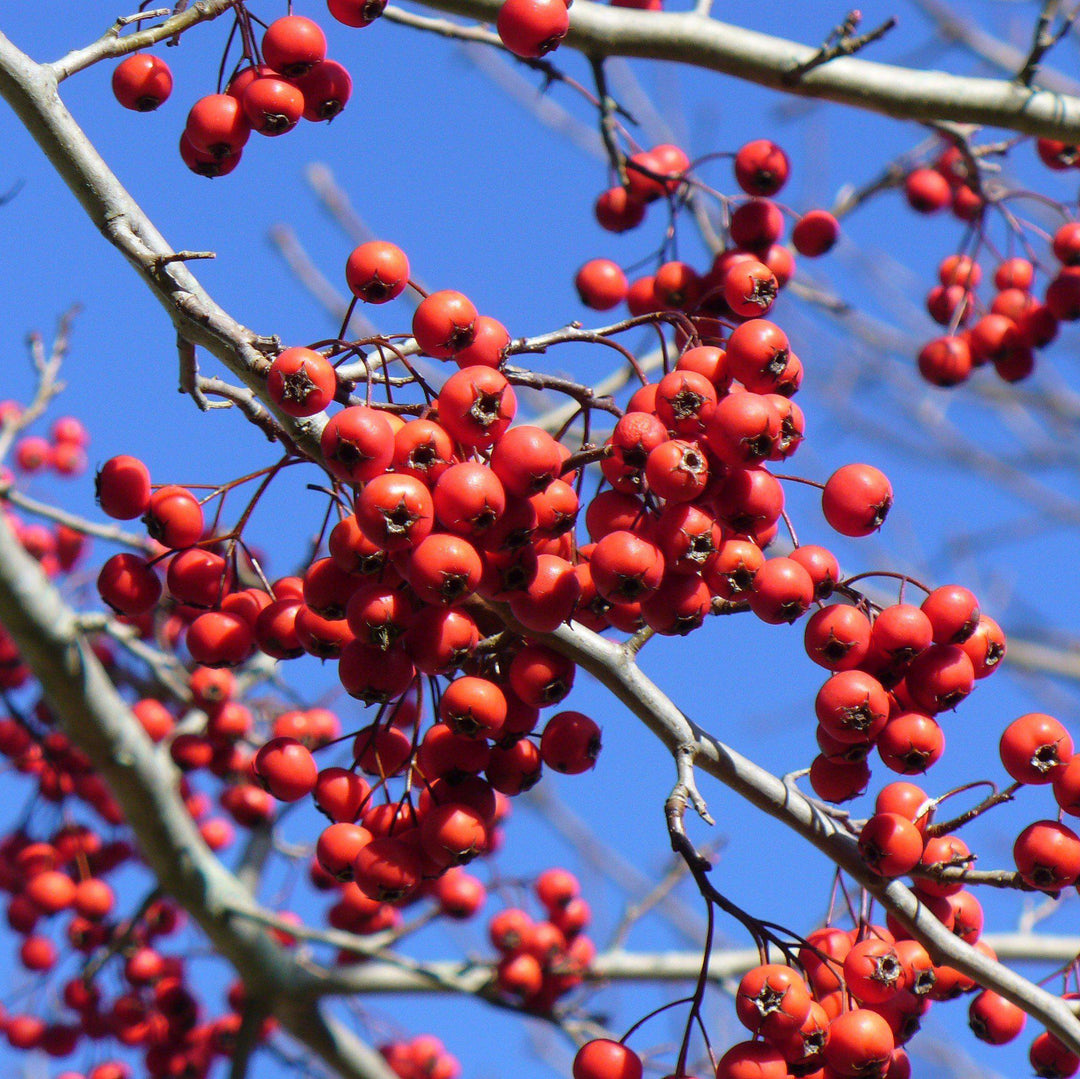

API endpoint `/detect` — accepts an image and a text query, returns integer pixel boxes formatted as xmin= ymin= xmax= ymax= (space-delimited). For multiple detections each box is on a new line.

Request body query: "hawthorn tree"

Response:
xmin=2 ymin=2 xmax=1080 ymax=1078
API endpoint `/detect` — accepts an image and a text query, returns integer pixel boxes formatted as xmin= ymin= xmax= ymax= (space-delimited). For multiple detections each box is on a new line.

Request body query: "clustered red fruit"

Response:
xmin=576 ymin=137 xmax=837 ymax=327
xmin=10 ymin=97 xmax=1069 ymax=1077
xmin=114 ymin=12 xmax=362 ymax=177
xmin=903 ymin=143 xmax=1080 ymax=385
xmin=487 ymin=867 xmax=594 ymax=1011
xmin=9 ymin=410 xmax=89 ymax=479
xmin=0 ymin=732 xmax=282 ymax=1079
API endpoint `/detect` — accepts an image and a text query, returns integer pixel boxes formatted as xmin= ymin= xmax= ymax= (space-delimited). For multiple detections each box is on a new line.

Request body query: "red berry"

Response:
xmin=822 ymin=463 xmax=893 ymax=537
xmin=267 ymin=347 xmax=337 ymax=416
xmin=112 ymin=54 xmax=173 ymax=112
xmin=573 ymin=1040 xmax=642 ymax=1079
xmin=96 ymin=455 xmax=151 ymax=519
xmin=497 ymin=0 xmax=570 ymax=58
xmin=262 ymin=15 xmax=327 ymax=78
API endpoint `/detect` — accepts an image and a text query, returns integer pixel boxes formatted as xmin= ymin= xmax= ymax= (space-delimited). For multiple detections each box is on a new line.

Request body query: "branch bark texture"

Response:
xmin=406 ymin=0 xmax=1080 ymax=138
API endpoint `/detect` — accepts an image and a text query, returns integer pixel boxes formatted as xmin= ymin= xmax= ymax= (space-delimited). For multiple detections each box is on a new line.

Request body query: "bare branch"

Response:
xmin=49 ymin=0 xmax=236 ymax=81
xmin=0 ymin=31 xmax=325 ymax=462
xmin=408 ymin=0 xmax=1080 ymax=137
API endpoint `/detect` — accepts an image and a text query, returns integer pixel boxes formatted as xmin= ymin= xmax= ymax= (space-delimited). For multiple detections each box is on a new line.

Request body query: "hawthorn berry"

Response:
xmin=241 ymin=77 xmax=305 ymax=135
xmin=575 ymin=259 xmax=629 ymax=311
xmin=437 ymin=366 xmax=517 ymax=448
xmin=346 ymin=241 xmax=411 ymax=303
xmin=792 ymin=210 xmax=839 ymax=256
xmin=185 ymin=94 xmax=251 ymax=159
xmin=328 ymin=0 xmax=387 ymax=26
xmin=497 ymin=0 xmax=570 ymax=57
xmin=293 ymin=59 xmax=354 ymax=121
xmin=112 ymin=54 xmax=173 ymax=112
xmin=267 ymin=347 xmax=337 ymax=416
xmin=540 ymin=711 xmax=601 ymax=774
xmin=96 ymin=455 xmax=151 ymax=519
xmin=262 ymin=15 xmax=327 ymax=77
xmin=254 ymin=737 xmax=318 ymax=802
xmin=572 ymin=1040 xmax=642 ymax=1079
xmin=821 ymin=463 xmax=893 ymax=537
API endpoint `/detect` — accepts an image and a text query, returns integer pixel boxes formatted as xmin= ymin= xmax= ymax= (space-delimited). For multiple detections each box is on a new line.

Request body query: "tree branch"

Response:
xmin=0 ymin=30 xmax=324 ymax=461
xmin=48 ymin=0 xmax=236 ymax=81
xmin=522 ymin=616 xmax=1080 ymax=1054
xmin=410 ymin=0 xmax=1080 ymax=137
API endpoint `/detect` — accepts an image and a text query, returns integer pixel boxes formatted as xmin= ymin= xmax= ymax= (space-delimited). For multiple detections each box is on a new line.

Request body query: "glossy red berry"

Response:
xmin=748 ymin=557 xmax=814 ymax=625
xmin=792 ymin=210 xmax=839 ymax=257
xmin=254 ymin=737 xmax=319 ymax=802
xmin=96 ymin=455 xmax=151 ymax=520
xmin=414 ymin=291 xmax=478 ymax=358
xmin=573 ymin=1041 xmax=642 ymax=1079
xmin=540 ymin=711 xmax=601 ymax=774
xmin=144 ymin=485 xmax=204 ymax=549
xmin=187 ymin=611 xmax=255 ymax=669
xmin=920 ymin=584 xmax=979 ymax=646
xmin=575 ymin=259 xmax=628 ymax=311
xmin=1014 ymin=819 xmax=1080 ymax=890
xmin=328 ymin=0 xmax=387 ymax=26
xmin=320 ymin=406 xmax=395 ymax=484
xmin=185 ymin=94 xmax=251 ymax=159
xmin=859 ymin=813 xmax=924 ymax=877
xmin=1001 ymin=712 xmax=1074 ymax=785
xmin=241 ymin=77 xmax=305 ymax=135
xmin=267 ymin=347 xmax=337 ymax=416
xmin=346 ymin=241 xmax=411 ymax=303
xmin=822 ymin=463 xmax=893 ymax=537
xmin=112 ymin=54 xmax=173 ymax=112
xmin=97 ymin=554 xmax=161 ymax=616
xmin=293 ymin=59 xmax=353 ymax=121
xmin=904 ymin=167 xmax=951 ymax=213
xmin=262 ymin=15 xmax=327 ymax=77
xmin=497 ymin=0 xmax=570 ymax=57
xmin=734 ymin=139 xmax=790 ymax=197
xmin=437 ymin=366 xmax=517 ymax=448
xmin=595 ymin=186 xmax=647 ymax=232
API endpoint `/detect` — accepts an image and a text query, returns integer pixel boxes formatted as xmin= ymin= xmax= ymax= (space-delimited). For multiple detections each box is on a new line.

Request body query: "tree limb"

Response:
xmin=409 ymin=0 xmax=1080 ymax=138
xmin=526 ymin=616 xmax=1080 ymax=1054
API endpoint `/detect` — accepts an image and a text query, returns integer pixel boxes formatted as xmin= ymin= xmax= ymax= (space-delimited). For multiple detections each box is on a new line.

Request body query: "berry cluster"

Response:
xmin=0 ymin=710 xmax=280 ymax=1076
xmin=9 ymin=412 xmax=89 ymax=479
xmin=903 ymin=141 xmax=1080 ymax=385
xmin=112 ymin=7 xmax=373 ymax=178
xmin=576 ymin=139 xmax=838 ymax=325
xmin=487 ymin=867 xmax=594 ymax=1009
xmin=15 ymin=16 xmax=1080 ymax=1070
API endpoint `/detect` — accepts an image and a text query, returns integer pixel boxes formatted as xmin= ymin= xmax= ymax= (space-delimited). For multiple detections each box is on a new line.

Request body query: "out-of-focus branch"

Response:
xmin=0 ymin=483 xmax=155 ymax=552
xmin=410 ymin=0 xmax=1080 ymax=137
xmin=311 ymin=933 xmax=1080 ymax=995
xmin=911 ymin=0 xmax=1080 ymax=96
xmin=0 ymin=505 xmax=395 ymax=1079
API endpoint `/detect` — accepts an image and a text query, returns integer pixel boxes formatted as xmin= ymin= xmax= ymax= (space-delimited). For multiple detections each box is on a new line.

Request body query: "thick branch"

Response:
xmin=412 ymin=0 xmax=1080 ymax=137
xmin=257 ymin=934 xmax=1080 ymax=996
